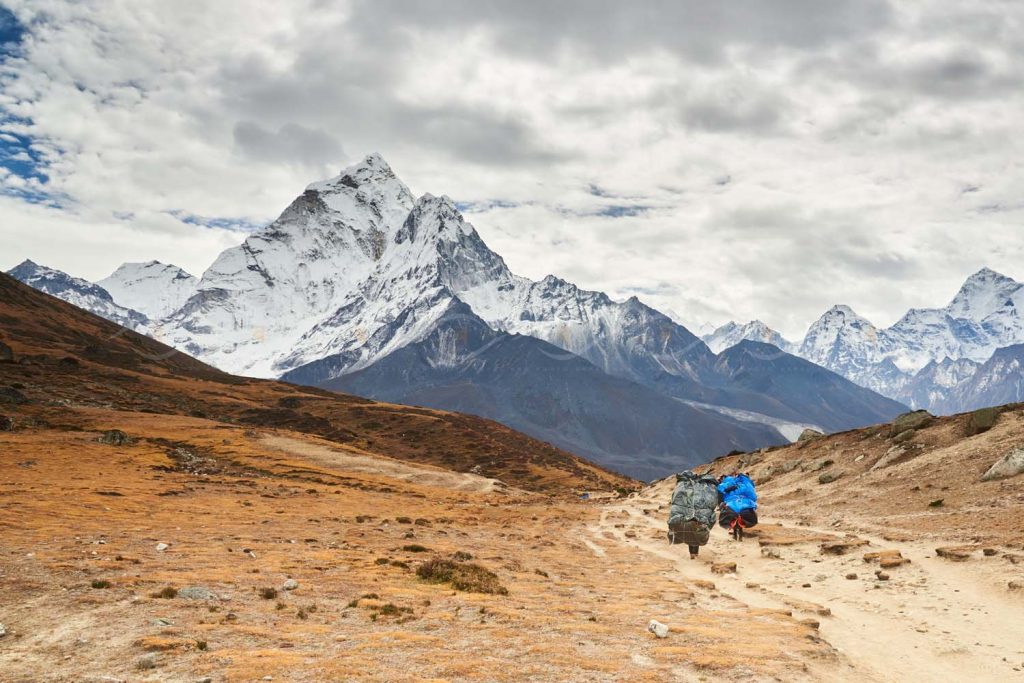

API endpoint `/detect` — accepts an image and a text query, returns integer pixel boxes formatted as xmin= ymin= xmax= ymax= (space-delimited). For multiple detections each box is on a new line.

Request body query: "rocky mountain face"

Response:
xmin=97 ymin=261 xmax=198 ymax=319
xmin=322 ymin=300 xmax=784 ymax=480
xmin=6 ymin=260 xmax=149 ymax=332
xmin=8 ymin=154 xmax=912 ymax=477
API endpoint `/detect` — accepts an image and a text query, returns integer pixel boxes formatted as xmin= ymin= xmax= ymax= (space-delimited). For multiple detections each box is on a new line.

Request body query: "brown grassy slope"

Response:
xmin=700 ymin=407 xmax=1024 ymax=548
xmin=0 ymin=413 xmax=826 ymax=682
xmin=0 ymin=272 xmax=631 ymax=493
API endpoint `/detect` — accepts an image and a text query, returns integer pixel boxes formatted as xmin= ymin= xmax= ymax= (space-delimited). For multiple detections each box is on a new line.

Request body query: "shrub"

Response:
xmin=452 ymin=551 xmax=473 ymax=561
xmin=395 ymin=517 xmax=413 ymax=524
xmin=375 ymin=557 xmax=390 ymax=565
xmin=402 ymin=544 xmax=429 ymax=553
xmin=416 ymin=560 xmax=508 ymax=595
xmin=259 ymin=587 xmax=278 ymax=600
xmin=152 ymin=586 xmax=178 ymax=599
xmin=91 ymin=579 xmax=111 ymax=589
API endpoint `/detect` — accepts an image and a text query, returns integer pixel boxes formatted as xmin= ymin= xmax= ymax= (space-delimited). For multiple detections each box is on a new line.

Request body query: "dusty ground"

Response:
xmin=0 ymin=410 xmax=832 ymax=682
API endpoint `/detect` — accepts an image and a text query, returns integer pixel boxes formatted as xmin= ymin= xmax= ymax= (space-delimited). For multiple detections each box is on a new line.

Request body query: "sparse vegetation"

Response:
xmin=452 ymin=550 xmax=473 ymax=561
xmin=402 ymin=544 xmax=429 ymax=552
xmin=90 ymin=579 xmax=111 ymax=589
xmin=259 ymin=587 xmax=278 ymax=600
xmin=152 ymin=586 xmax=178 ymax=599
xmin=416 ymin=559 xmax=509 ymax=595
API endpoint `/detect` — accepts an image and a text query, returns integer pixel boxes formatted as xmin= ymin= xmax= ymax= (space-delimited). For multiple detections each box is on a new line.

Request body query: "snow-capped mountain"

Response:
xmin=703 ymin=320 xmax=795 ymax=354
xmin=936 ymin=343 xmax=1024 ymax=413
xmin=160 ymin=153 xmax=418 ymax=377
xmin=8 ymin=154 xmax=911 ymax=476
xmin=795 ymin=268 xmax=1024 ymax=411
xmin=6 ymin=260 xmax=149 ymax=332
xmin=97 ymin=261 xmax=197 ymax=319
xmin=895 ymin=356 xmax=980 ymax=411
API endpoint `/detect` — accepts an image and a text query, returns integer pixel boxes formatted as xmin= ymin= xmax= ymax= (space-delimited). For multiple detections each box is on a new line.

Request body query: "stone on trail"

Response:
xmin=875 ymin=570 xmax=890 ymax=581
xmin=711 ymin=562 xmax=737 ymax=574
xmin=863 ymin=550 xmax=908 ymax=569
xmin=820 ymin=539 xmax=869 ymax=555
xmin=981 ymin=447 xmax=1024 ymax=482
xmin=845 ymin=573 xmax=858 ymax=580
xmin=155 ymin=543 xmax=169 ymax=552
xmin=647 ymin=619 xmax=670 ymax=638
xmin=935 ymin=546 xmax=974 ymax=561
xmin=282 ymin=578 xmax=299 ymax=591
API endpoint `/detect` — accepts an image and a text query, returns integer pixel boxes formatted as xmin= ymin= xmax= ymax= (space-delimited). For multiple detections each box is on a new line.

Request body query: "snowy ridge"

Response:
xmin=98 ymin=261 xmax=197 ymax=319
xmin=6 ymin=259 xmax=149 ymax=332
xmin=703 ymin=320 xmax=795 ymax=354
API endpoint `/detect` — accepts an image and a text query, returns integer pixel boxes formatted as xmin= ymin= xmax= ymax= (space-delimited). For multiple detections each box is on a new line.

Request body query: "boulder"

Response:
xmin=798 ymin=429 xmax=824 ymax=442
xmin=870 ymin=445 xmax=907 ymax=471
xmin=818 ymin=471 xmax=843 ymax=484
xmin=981 ymin=447 xmax=1024 ymax=482
xmin=889 ymin=410 xmax=933 ymax=437
xmin=282 ymin=578 xmax=299 ymax=591
xmin=647 ymin=619 xmax=669 ymax=638
xmin=965 ymin=407 xmax=999 ymax=437
xmin=863 ymin=550 xmax=908 ymax=568
xmin=935 ymin=546 xmax=974 ymax=561
xmin=177 ymin=586 xmax=218 ymax=600
xmin=0 ymin=341 xmax=12 ymax=363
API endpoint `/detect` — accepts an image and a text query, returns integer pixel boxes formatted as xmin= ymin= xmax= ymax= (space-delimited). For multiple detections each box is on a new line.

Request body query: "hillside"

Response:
xmin=0 ymin=272 xmax=628 ymax=493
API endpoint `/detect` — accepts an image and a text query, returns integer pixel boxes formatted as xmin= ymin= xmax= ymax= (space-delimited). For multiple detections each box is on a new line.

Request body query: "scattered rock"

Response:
xmin=1009 ymin=581 xmax=1023 ymax=591
xmin=624 ymin=530 xmax=637 ymax=539
xmin=818 ymin=471 xmax=843 ymax=485
xmin=983 ymin=548 xmax=998 ymax=557
xmin=177 ymin=586 xmax=217 ymax=600
xmin=0 ymin=341 xmax=13 ymax=362
xmin=155 ymin=543 xmax=169 ymax=552
xmin=864 ymin=550 xmax=909 ymax=569
xmin=99 ymin=429 xmax=131 ymax=446
xmin=981 ymin=447 xmax=1024 ymax=482
xmin=871 ymin=445 xmax=908 ymax=471
xmin=800 ymin=618 xmax=820 ymax=630
xmin=820 ymin=539 xmax=869 ymax=555
xmin=761 ymin=546 xmax=781 ymax=559
xmin=711 ymin=562 xmax=737 ymax=574
xmin=965 ymin=407 xmax=999 ymax=436
xmin=282 ymin=578 xmax=299 ymax=591
xmin=647 ymin=619 xmax=669 ymax=638
xmin=845 ymin=573 xmax=857 ymax=580
xmin=798 ymin=429 xmax=824 ymax=442
xmin=889 ymin=410 xmax=933 ymax=437
xmin=928 ymin=499 xmax=944 ymax=508
xmin=875 ymin=570 xmax=890 ymax=581
xmin=0 ymin=622 xmax=6 ymax=637
xmin=936 ymin=546 xmax=974 ymax=561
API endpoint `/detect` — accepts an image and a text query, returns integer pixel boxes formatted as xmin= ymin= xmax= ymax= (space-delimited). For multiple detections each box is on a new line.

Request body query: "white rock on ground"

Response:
xmin=981 ymin=447 xmax=1024 ymax=481
xmin=282 ymin=579 xmax=299 ymax=591
xmin=647 ymin=619 xmax=670 ymax=638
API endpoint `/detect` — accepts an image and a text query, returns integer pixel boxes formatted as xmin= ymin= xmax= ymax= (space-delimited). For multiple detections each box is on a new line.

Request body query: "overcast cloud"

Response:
xmin=1 ymin=0 xmax=1023 ymax=339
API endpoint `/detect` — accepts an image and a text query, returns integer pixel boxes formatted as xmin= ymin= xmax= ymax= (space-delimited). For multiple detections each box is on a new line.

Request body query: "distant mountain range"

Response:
xmin=7 ymin=154 xmax=913 ymax=478
xmin=702 ymin=267 xmax=1024 ymax=414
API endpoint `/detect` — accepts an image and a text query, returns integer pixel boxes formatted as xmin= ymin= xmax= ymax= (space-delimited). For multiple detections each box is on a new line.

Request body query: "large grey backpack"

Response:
xmin=668 ymin=471 xmax=719 ymax=529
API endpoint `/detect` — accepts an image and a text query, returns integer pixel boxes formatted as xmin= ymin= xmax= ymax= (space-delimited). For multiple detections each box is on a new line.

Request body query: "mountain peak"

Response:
xmin=306 ymin=153 xmax=403 ymax=197
xmin=947 ymin=266 xmax=1021 ymax=319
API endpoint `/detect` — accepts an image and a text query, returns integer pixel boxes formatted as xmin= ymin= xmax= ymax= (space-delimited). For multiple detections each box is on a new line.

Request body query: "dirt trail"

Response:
xmin=260 ymin=434 xmax=509 ymax=493
xmin=589 ymin=482 xmax=1024 ymax=682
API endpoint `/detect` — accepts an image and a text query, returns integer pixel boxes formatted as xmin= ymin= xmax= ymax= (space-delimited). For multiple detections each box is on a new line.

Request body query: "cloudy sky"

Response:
xmin=1 ymin=1 xmax=1023 ymax=339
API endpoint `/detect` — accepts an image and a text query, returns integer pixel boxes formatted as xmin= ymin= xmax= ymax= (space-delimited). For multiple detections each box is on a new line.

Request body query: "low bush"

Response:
xmin=416 ymin=560 xmax=508 ymax=595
